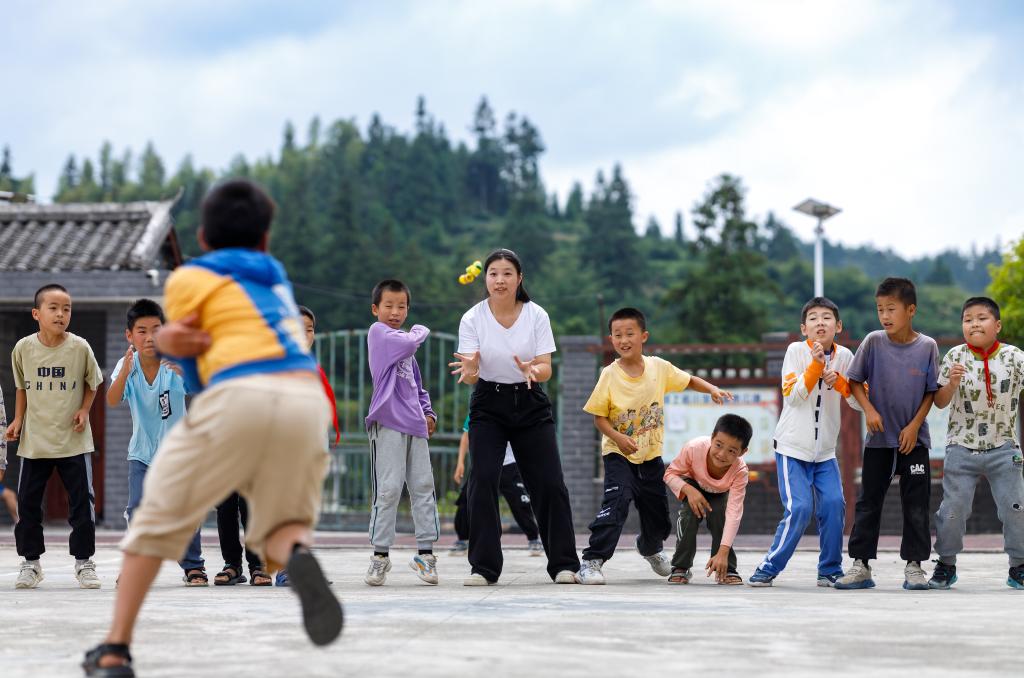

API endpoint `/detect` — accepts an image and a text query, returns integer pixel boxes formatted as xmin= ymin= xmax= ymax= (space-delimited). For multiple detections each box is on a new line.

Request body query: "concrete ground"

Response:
xmin=1 ymin=532 xmax=1021 ymax=677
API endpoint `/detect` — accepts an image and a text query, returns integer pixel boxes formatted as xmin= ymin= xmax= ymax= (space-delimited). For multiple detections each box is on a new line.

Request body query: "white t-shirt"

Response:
xmin=458 ymin=300 xmax=557 ymax=384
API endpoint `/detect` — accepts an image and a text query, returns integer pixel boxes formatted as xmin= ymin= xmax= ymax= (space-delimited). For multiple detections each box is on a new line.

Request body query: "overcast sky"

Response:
xmin=3 ymin=0 xmax=1022 ymax=256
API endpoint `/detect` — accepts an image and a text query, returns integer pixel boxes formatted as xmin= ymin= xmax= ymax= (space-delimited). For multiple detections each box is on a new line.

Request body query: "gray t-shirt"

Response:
xmin=848 ymin=330 xmax=939 ymax=449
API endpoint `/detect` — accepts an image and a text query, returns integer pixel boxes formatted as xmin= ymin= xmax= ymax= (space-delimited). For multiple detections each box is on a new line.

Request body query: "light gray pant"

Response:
xmin=368 ymin=423 xmax=439 ymax=551
xmin=934 ymin=442 xmax=1024 ymax=566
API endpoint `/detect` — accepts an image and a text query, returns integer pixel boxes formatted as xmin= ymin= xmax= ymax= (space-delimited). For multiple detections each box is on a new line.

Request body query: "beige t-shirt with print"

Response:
xmin=583 ymin=355 xmax=691 ymax=464
xmin=938 ymin=343 xmax=1024 ymax=450
xmin=12 ymin=332 xmax=103 ymax=459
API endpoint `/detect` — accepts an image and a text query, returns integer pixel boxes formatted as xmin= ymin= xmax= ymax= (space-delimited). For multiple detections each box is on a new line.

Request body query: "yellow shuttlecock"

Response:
xmin=459 ymin=260 xmax=483 ymax=285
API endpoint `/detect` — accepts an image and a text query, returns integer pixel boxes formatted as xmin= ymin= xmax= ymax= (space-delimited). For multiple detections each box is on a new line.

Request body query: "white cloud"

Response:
xmin=659 ymin=68 xmax=742 ymax=120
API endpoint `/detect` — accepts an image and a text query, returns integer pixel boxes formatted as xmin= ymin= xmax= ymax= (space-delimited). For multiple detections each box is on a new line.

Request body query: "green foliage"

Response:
xmin=25 ymin=98 xmax=997 ymax=346
xmin=988 ymin=238 xmax=1024 ymax=345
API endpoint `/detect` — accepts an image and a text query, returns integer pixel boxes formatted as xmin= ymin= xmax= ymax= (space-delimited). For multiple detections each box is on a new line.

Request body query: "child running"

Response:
xmin=577 ymin=307 xmax=734 ymax=584
xmin=749 ymin=297 xmax=861 ymax=587
xmin=7 ymin=284 xmax=103 ymax=590
xmin=107 ymin=299 xmax=205 ymax=586
xmin=364 ymin=279 xmax=441 ymax=586
xmin=664 ymin=414 xmax=752 ymax=585
xmin=929 ymin=297 xmax=1024 ymax=590
xmin=83 ymin=179 xmax=342 ymax=676
xmin=836 ymin=277 xmax=939 ymax=591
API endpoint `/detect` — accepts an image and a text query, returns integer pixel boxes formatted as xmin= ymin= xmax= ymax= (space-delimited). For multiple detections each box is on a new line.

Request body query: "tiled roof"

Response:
xmin=0 ymin=199 xmax=178 ymax=272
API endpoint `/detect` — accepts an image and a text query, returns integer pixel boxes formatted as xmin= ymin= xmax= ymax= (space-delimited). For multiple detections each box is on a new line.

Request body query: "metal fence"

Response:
xmin=312 ymin=328 xmax=561 ymax=528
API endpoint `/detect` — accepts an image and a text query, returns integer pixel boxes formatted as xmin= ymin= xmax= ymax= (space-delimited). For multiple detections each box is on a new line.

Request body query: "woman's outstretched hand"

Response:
xmin=514 ymin=356 xmax=541 ymax=389
xmin=449 ymin=351 xmax=481 ymax=384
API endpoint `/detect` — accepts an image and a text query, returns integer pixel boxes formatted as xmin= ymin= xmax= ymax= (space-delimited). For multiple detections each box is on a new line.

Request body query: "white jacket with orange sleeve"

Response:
xmin=773 ymin=340 xmax=862 ymax=463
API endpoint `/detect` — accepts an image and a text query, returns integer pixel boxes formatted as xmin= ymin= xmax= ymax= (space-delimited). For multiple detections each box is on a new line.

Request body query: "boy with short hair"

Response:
xmin=364 ymin=279 xmax=440 ymax=586
xmin=83 ymin=179 xmax=342 ymax=676
xmin=929 ymin=297 xmax=1024 ymax=590
xmin=107 ymin=298 xmax=205 ymax=585
xmin=6 ymin=284 xmax=103 ymax=590
xmin=664 ymin=414 xmax=752 ymax=585
xmin=749 ymin=297 xmax=861 ymax=587
xmin=836 ymin=277 xmax=939 ymax=591
xmin=577 ymin=307 xmax=733 ymax=585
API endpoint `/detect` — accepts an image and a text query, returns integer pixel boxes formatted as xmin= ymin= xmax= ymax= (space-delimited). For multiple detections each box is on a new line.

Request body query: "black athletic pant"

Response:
xmin=454 ymin=462 xmax=540 ymax=542
xmin=582 ymin=453 xmax=671 ymax=562
xmin=15 ymin=453 xmax=96 ymax=560
xmin=467 ymin=380 xmax=579 ymax=582
xmin=216 ymin=492 xmax=262 ymax=571
xmin=847 ymin=445 xmax=931 ymax=563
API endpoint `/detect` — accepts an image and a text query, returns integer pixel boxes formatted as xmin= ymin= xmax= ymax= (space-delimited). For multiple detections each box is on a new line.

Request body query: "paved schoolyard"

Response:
xmin=0 ymin=531 xmax=1020 ymax=677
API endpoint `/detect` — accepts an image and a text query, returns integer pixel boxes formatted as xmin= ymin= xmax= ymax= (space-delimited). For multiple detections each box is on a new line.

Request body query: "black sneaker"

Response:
xmin=928 ymin=560 xmax=957 ymax=590
xmin=1008 ymin=564 xmax=1024 ymax=590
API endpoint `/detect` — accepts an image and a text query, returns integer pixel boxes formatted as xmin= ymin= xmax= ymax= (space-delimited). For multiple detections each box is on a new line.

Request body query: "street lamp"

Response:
xmin=793 ymin=198 xmax=841 ymax=298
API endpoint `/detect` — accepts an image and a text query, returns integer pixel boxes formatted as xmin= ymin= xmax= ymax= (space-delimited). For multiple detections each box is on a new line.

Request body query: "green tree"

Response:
xmin=988 ymin=238 xmax=1024 ymax=345
xmin=581 ymin=165 xmax=642 ymax=296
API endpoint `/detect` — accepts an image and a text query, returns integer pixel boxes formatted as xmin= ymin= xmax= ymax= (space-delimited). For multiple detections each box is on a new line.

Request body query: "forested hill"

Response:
xmin=0 ymin=97 xmax=1003 ymax=342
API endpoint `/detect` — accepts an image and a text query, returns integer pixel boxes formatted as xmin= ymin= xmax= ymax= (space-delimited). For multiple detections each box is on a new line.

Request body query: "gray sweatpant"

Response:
xmin=368 ymin=423 xmax=439 ymax=551
xmin=934 ymin=442 xmax=1024 ymax=566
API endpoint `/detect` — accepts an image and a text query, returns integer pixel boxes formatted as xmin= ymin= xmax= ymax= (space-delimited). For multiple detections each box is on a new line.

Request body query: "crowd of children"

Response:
xmin=2 ymin=179 xmax=1022 ymax=677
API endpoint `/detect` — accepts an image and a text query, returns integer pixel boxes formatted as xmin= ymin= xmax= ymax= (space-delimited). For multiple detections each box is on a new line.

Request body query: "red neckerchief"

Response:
xmin=318 ymin=366 xmax=341 ymax=443
xmin=967 ymin=341 xmax=1000 ymax=407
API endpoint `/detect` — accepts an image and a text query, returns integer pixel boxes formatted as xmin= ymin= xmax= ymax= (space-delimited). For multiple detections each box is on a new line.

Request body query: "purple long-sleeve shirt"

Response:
xmin=365 ymin=321 xmax=436 ymax=438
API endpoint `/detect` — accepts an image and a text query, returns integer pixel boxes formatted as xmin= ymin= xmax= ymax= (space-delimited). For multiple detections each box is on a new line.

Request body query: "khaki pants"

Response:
xmin=121 ymin=374 xmax=330 ymax=571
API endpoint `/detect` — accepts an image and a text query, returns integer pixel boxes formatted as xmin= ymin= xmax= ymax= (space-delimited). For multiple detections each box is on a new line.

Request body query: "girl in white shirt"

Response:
xmin=450 ymin=249 xmax=580 ymax=585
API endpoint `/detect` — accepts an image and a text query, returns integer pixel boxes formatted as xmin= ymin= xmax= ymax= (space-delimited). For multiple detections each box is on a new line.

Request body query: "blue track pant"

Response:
xmin=758 ymin=453 xmax=845 ymax=577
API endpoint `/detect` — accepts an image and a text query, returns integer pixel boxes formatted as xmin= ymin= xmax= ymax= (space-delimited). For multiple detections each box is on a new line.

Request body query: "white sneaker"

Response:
xmin=527 ymin=539 xmax=544 ymax=557
xmin=635 ymin=536 xmax=672 ymax=576
xmin=834 ymin=560 xmax=875 ymax=590
xmin=576 ymin=559 xmax=605 ymax=585
xmin=364 ymin=554 xmax=391 ymax=586
xmin=903 ymin=561 xmax=929 ymax=591
xmin=409 ymin=554 xmax=439 ymax=585
xmin=15 ymin=560 xmax=43 ymax=589
xmin=75 ymin=559 xmax=101 ymax=589
xmin=554 ymin=570 xmax=578 ymax=584
xmin=463 ymin=573 xmax=496 ymax=586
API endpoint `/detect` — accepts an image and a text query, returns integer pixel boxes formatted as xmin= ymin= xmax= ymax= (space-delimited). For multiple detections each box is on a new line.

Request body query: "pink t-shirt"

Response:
xmin=663 ymin=436 xmax=749 ymax=547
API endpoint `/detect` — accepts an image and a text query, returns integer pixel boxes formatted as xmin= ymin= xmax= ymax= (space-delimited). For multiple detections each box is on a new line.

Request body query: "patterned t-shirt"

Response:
xmin=583 ymin=355 xmax=691 ymax=463
xmin=938 ymin=343 xmax=1024 ymax=450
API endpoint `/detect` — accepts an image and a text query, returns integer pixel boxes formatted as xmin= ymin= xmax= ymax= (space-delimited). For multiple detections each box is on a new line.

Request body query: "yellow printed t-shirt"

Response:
xmin=12 ymin=333 xmax=103 ymax=459
xmin=583 ymin=355 xmax=691 ymax=464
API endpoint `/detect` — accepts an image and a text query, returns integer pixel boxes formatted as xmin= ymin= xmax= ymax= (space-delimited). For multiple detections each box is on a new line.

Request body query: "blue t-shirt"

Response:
xmin=848 ymin=330 xmax=939 ymax=449
xmin=111 ymin=356 xmax=187 ymax=465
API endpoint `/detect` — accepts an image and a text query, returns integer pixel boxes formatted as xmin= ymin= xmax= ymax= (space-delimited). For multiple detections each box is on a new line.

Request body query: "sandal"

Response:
xmin=213 ymin=565 xmax=246 ymax=586
xmin=719 ymin=572 xmax=744 ymax=585
xmin=183 ymin=568 xmax=209 ymax=587
xmin=249 ymin=568 xmax=272 ymax=586
xmin=82 ymin=643 xmax=134 ymax=677
xmin=667 ymin=568 xmax=691 ymax=584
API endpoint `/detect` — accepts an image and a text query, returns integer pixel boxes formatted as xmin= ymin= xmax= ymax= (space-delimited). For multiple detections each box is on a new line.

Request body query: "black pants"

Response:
xmin=582 ymin=454 xmax=670 ymax=561
xmin=671 ymin=478 xmax=737 ymax=572
xmin=216 ymin=492 xmax=262 ymax=571
xmin=847 ymin=445 xmax=931 ymax=562
xmin=454 ymin=462 xmax=540 ymax=542
xmin=15 ymin=454 xmax=96 ymax=560
xmin=467 ymin=380 xmax=579 ymax=582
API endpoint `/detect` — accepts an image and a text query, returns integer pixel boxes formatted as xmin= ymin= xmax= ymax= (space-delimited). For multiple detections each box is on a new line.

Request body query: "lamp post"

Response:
xmin=793 ymin=198 xmax=841 ymax=297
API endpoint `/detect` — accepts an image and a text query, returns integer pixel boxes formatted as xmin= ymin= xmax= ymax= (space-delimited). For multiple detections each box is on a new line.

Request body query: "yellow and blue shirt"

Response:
xmin=163 ymin=248 xmax=315 ymax=392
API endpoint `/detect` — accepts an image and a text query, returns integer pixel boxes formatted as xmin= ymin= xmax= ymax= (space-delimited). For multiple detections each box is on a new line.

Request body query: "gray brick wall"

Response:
xmin=558 ymin=336 xmax=602 ymax=529
xmin=101 ymin=305 xmax=132 ymax=528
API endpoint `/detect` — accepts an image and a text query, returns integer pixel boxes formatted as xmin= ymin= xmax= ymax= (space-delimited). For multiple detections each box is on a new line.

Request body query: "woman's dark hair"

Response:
xmin=483 ymin=248 xmax=531 ymax=303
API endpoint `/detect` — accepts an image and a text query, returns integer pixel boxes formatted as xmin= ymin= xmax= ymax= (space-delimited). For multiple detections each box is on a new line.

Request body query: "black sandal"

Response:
xmin=249 ymin=568 xmax=272 ymax=586
xmin=82 ymin=643 xmax=134 ymax=677
xmin=183 ymin=568 xmax=209 ymax=586
xmin=213 ymin=565 xmax=246 ymax=586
